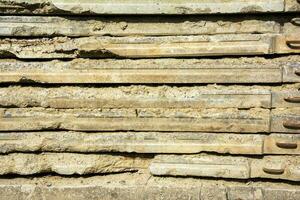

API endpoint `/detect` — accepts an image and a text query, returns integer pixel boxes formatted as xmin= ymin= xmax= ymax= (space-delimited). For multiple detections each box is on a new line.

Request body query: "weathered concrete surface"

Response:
xmin=0 ymin=132 xmax=264 ymax=155
xmin=0 ymin=174 xmax=299 ymax=200
xmin=251 ymin=156 xmax=300 ymax=181
xmin=0 ymin=0 xmax=288 ymax=15
xmin=0 ymin=16 xmax=285 ymax=37
xmin=286 ymin=0 xmax=300 ymax=12
xmin=1 ymin=85 xmax=300 ymax=109
xmin=264 ymin=134 xmax=300 ymax=155
xmin=2 ymin=34 xmax=300 ymax=59
xmin=0 ymin=108 xmax=270 ymax=133
xmin=271 ymin=108 xmax=300 ymax=133
xmin=275 ymin=34 xmax=300 ymax=54
xmin=151 ymin=154 xmax=250 ymax=179
xmin=0 ymin=85 xmax=273 ymax=109
xmin=0 ymin=132 xmax=299 ymax=155
xmin=150 ymin=154 xmax=300 ymax=181
xmin=283 ymin=17 xmax=300 ymax=34
xmin=0 ymin=153 xmax=150 ymax=175
xmin=227 ymin=185 xmax=300 ymax=200
xmin=0 ymin=1 xmax=299 ymax=198
xmin=1 ymin=56 xmax=299 ymax=83
xmin=0 ymin=107 xmax=297 ymax=133
xmin=272 ymin=86 xmax=300 ymax=108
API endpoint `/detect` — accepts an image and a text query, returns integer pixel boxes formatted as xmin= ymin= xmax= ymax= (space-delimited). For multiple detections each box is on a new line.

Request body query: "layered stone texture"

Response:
xmin=0 ymin=174 xmax=299 ymax=200
xmin=1 ymin=132 xmax=299 ymax=155
xmin=0 ymin=57 xmax=299 ymax=84
xmin=0 ymin=2 xmax=299 ymax=200
xmin=1 ymin=34 xmax=300 ymax=59
xmin=150 ymin=154 xmax=300 ymax=181
xmin=0 ymin=0 xmax=297 ymax=15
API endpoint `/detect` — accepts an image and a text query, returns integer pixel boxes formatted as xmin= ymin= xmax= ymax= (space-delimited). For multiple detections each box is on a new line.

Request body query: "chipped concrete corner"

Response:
xmin=0 ymin=1 xmax=300 ymax=200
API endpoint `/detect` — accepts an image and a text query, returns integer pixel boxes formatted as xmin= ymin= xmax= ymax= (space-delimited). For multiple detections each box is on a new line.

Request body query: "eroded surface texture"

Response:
xmin=0 ymin=0 xmax=290 ymax=15
xmin=0 ymin=1 xmax=299 ymax=199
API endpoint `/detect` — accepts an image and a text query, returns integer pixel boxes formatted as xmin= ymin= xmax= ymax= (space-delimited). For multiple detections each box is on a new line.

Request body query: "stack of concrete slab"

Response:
xmin=0 ymin=0 xmax=299 ymax=199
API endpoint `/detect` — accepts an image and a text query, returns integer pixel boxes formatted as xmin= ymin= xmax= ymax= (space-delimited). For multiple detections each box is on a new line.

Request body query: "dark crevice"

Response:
xmin=3 ymin=54 xmax=297 ymax=61
xmin=152 ymin=175 xmax=300 ymax=186
xmin=0 ymin=10 xmax=299 ymax=18
xmin=0 ymin=129 xmax=267 ymax=134
xmin=0 ymin=82 xmax=297 ymax=88
xmin=0 ymin=171 xmax=140 ymax=180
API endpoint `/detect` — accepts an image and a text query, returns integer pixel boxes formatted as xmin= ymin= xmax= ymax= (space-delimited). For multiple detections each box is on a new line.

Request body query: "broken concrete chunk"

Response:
xmin=150 ymin=154 xmax=250 ymax=179
xmin=0 ymin=0 xmax=287 ymax=15
xmin=283 ymin=17 xmax=300 ymax=34
xmin=274 ymin=34 xmax=300 ymax=54
xmin=0 ymin=153 xmax=149 ymax=175
xmin=264 ymin=134 xmax=300 ymax=155
xmin=0 ymin=108 xmax=270 ymax=133
xmin=271 ymin=108 xmax=300 ymax=133
xmin=251 ymin=156 xmax=300 ymax=181
xmin=1 ymin=85 xmax=300 ymax=109
xmin=50 ymin=0 xmax=285 ymax=14
xmin=1 ymin=34 xmax=299 ymax=59
xmin=0 ymin=132 xmax=298 ymax=155
xmin=282 ymin=62 xmax=300 ymax=83
xmin=272 ymin=87 xmax=300 ymax=108
xmin=1 ymin=57 xmax=299 ymax=84
xmin=150 ymin=155 xmax=300 ymax=181
xmin=0 ymin=16 xmax=284 ymax=37
xmin=0 ymin=67 xmax=284 ymax=84
xmin=0 ymin=174 xmax=299 ymax=200
xmin=0 ymin=86 xmax=273 ymax=109
xmin=285 ymin=0 xmax=300 ymax=12
xmin=0 ymin=132 xmax=264 ymax=155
